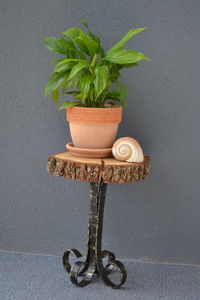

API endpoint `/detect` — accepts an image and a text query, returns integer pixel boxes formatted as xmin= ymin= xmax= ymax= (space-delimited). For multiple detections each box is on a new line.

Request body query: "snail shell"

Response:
xmin=112 ymin=137 xmax=144 ymax=163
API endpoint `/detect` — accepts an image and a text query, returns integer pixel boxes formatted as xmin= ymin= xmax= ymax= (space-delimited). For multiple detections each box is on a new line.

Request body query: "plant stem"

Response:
xmin=90 ymin=54 xmax=97 ymax=67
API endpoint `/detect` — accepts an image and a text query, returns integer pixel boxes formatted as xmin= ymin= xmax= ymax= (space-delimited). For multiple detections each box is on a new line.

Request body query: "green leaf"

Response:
xmin=54 ymin=61 xmax=76 ymax=73
xmin=81 ymin=20 xmax=100 ymax=44
xmin=106 ymin=90 xmax=121 ymax=99
xmin=44 ymin=72 xmax=68 ymax=96
xmin=74 ymin=93 xmax=82 ymax=99
xmin=50 ymin=57 xmax=66 ymax=64
xmin=67 ymin=74 xmax=81 ymax=89
xmin=43 ymin=37 xmax=78 ymax=57
xmin=81 ymin=20 xmax=105 ymax=57
xmin=79 ymin=74 xmax=92 ymax=101
xmin=98 ymin=47 xmax=105 ymax=58
xmin=62 ymin=27 xmax=99 ymax=56
xmin=104 ymin=50 xmax=150 ymax=64
xmin=55 ymin=58 xmax=85 ymax=68
xmin=87 ymin=30 xmax=104 ymax=57
xmin=117 ymin=62 xmax=139 ymax=69
xmin=58 ymin=101 xmax=81 ymax=110
xmin=116 ymin=81 xmax=128 ymax=106
xmin=52 ymin=88 xmax=59 ymax=104
xmin=106 ymin=27 xmax=147 ymax=54
xmin=94 ymin=65 xmax=109 ymax=98
xmin=80 ymin=20 xmax=89 ymax=29
xmin=110 ymin=64 xmax=120 ymax=80
xmin=106 ymin=99 xmax=120 ymax=105
xmin=77 ymin=50 xmax=86 ymax=60
xmin=116 ymin=81 xmax=128 ymax=96
xmin=60 ymin=75 xmax=70 ymax=90
xmin=68 ymin=61 xmax=88 ymax=81
xmin=64 ymin=90 xmax=80 ymax=95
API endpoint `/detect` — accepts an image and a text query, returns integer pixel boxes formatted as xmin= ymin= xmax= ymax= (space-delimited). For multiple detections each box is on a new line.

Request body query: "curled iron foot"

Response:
xmin=101 ymin=249 xmax=115 ymax=275
xmin=99 ymin=259 xmax=127 ymax=289
xmin=62 ymin=248 xmax=82 ymax=274
xmin=70 ymin=261 xmax=95 ymax=287
xmin=62 ymin=248 xmax=95 ymax=287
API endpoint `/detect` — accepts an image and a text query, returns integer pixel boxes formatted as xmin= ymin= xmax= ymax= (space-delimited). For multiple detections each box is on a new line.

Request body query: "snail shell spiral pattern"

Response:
xmin=112 ymin=137 xmax=144 ymax=163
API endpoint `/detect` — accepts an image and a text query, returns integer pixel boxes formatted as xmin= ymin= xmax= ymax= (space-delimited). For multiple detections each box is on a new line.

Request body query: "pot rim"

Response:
xmin=66 ymin=106 xmax=123 ymax=124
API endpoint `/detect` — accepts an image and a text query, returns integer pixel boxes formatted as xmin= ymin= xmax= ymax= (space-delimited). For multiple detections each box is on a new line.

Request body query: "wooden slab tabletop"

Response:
xmin=47 ymin=151 xmax=150 ymax=184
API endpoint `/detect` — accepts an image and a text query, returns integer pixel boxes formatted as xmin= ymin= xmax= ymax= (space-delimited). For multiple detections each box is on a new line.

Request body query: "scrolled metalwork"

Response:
xmin=62 ymin=180 xmax=127 ymax=289
xmin=101 ymin=249 xmax=115 ymax=274
xmin=70 ymin=261 xmax=95 ymax=287
xmin=98 ymin=258 xmax=127 ymax=288
xmin=62 ymin=248 xmax=82 ymax=273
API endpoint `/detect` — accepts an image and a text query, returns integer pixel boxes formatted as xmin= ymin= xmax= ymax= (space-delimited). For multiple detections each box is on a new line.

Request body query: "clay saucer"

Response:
xmin=66 ymin=143 xmax=112 ymax=158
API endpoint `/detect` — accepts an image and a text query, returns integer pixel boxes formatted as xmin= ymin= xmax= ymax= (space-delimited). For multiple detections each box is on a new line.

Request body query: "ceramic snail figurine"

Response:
xmin=112 ymin=137 xmax=144 ymax=163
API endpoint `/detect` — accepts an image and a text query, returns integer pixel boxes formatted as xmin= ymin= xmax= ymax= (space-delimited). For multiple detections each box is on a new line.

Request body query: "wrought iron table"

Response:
xmin=47 ymin=151 xmax=150 ymax=289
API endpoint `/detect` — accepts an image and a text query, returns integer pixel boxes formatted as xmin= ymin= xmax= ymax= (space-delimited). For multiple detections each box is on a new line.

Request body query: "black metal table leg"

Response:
xmin=62 ymin=180 xmax=127 ymax=288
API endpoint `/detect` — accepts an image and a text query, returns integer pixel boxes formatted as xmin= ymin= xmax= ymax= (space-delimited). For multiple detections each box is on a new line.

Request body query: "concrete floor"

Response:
xmin=0 ymin=251 xmax=199 ymax=300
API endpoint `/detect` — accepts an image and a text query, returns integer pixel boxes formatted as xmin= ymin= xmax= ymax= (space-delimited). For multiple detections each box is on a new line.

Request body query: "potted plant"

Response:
xmin=43 ymin=21 xmax=149 ymax=151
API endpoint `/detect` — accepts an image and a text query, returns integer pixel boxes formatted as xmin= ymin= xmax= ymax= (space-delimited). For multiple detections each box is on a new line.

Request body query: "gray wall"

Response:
xmin=1 ymin=0 xmax=200 ymax=265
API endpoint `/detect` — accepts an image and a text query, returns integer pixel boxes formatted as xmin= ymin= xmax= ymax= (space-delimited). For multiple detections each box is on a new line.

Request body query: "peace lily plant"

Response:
xmin=43 ymin=21 xmax=149 ymax=109
xmin=43 ymin=21 xmax=150 ymax=152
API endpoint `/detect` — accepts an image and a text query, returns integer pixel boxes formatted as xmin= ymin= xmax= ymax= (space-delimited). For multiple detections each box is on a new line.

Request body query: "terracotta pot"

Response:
xmin=66 ymin=106 xmax=123 ymax=149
